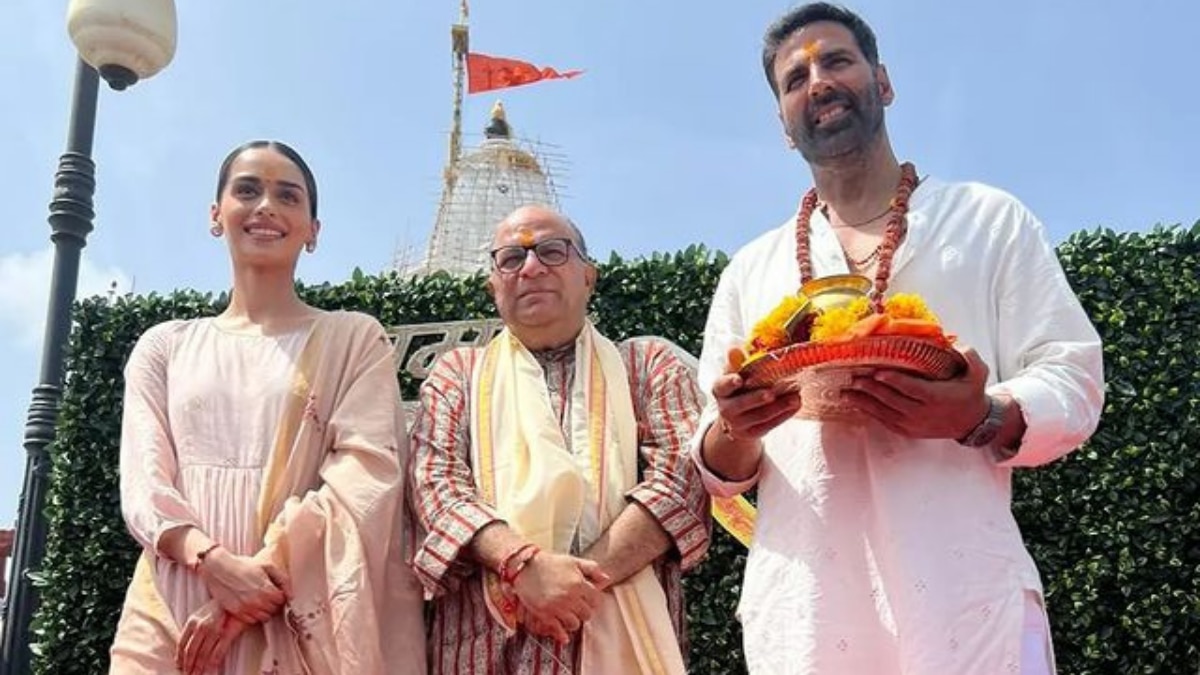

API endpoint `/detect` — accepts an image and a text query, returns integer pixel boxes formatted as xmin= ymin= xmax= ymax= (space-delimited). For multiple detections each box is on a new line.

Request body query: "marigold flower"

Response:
xmin=810 ymin=298 xmax=873 ymax=343
xmin=744 ymin=288 xmax=949 ymax=359
xmin=746 ymin=294 xmax=807 ymax=354
xmin=883 ymin=293 xmax=938 ymax=322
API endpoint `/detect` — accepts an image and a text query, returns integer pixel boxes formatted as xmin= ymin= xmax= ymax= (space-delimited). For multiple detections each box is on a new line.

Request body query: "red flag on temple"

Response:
xmin=466 ymin=52 xmax=583 ymax=94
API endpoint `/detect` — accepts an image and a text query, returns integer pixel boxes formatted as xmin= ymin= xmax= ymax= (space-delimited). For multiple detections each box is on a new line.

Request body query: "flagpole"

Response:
xmin=446 ymin=0 xmax=469 ymax=191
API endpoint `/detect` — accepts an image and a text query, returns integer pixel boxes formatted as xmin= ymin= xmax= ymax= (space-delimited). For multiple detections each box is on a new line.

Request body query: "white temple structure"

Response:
xmin=412 ymin=103 xmax=564 ymax=276
xmin=399 ymin=0 xmax=566 ymax=277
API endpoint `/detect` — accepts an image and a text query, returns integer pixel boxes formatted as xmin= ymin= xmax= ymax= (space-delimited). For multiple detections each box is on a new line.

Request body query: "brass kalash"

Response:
xmin=786 ymin=273 xmax=874 ymax=330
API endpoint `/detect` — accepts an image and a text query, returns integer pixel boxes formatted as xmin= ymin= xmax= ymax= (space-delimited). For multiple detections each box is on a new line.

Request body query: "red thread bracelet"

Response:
xmin=499 ymin=543 xmax=540 ymax=585
xmin=498 ymin=543 xmax=534 ymax=577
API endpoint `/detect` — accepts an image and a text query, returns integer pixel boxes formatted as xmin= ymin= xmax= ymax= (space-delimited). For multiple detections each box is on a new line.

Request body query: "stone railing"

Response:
xmin=388 ymin=318 xmax=505 ymax=420
xmin=388 ymin=318 xmax=506 ymax=381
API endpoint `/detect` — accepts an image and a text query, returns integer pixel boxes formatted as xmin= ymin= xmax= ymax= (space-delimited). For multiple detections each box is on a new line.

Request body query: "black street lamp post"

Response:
xmin=1 ymin=2 xmax=175 ymax=670
xmin=0 ymin=58 xmax=101 ymax=675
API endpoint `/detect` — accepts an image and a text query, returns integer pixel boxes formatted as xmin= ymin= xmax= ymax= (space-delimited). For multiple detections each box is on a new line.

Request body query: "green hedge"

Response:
xmin=30 ymin=230 xmax=1198 ymax=673
xmin=1012 ymin=226 xmax=1200 ymax=673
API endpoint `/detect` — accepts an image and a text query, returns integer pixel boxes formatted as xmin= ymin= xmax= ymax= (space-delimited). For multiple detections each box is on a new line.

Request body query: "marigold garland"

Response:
xmin=744 ymin=291 xmax=951 ymax=358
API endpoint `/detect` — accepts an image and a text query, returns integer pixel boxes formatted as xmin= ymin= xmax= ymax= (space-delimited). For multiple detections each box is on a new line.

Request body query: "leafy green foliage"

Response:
xmin=30 ymin=229 xmax=1198 ymax=673
xmin=591 ymin=245 xmax=729 ymax=353
xmin=1012 ymin=224 xmax=1200 ymax=673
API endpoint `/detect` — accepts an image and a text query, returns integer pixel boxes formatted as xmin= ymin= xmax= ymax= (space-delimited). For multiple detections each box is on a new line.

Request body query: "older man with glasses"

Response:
xmin=408 ymin=204 xmax=711 ymax=675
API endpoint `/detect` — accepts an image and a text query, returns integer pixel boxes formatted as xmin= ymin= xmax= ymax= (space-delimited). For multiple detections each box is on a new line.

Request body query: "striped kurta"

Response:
xmin=409 ymin=336 xmax=711 ymax=674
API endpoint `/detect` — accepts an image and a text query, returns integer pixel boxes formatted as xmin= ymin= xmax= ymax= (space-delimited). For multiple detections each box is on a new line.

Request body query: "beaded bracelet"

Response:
xmin=188 ymin=542 xmax=221 ymax=573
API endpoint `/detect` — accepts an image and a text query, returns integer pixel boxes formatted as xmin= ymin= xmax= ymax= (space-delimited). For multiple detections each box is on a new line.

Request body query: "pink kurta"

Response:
xmin=113 ymin=312 xmax=426 ymax=674
xmin=119 ymin=318 xmax=309 ymax=672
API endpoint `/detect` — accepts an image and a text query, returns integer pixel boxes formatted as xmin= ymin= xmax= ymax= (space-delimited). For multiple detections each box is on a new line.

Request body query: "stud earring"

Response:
xmin=305 ymin=241 xmax=317 ymax=253
xmin=210 ymin=222 xmax=224 ymax=237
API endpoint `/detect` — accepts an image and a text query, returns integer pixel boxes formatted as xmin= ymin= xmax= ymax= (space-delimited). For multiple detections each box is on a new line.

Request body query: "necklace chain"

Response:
xmin=821 ymin=202 xmax=892 ymax=229
xmin=794 ymin=162 xmax=919 ymax=311
xmin=847 ymin=245 xmax=883 ymax=268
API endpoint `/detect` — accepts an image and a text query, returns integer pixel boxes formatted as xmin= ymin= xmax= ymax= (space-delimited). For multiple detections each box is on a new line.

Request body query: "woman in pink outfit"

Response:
xmin=108 ymin=141 xmax=426 ymax=674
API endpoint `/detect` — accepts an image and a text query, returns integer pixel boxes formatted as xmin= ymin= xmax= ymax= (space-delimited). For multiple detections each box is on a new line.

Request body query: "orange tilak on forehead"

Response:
xmin=517 ymin=228 xmax=535 ymax=247
xmin=800 ymin=39 xmax=823 ymax=63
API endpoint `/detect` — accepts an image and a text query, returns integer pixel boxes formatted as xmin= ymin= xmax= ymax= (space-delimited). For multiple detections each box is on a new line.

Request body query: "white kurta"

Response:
xmin=692 ymin=178 xmax=1105 ymax=674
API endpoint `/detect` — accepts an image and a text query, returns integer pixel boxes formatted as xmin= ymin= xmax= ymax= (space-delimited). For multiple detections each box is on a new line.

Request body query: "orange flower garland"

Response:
xmin=814 ymin=294 xmax=953 ymax=346
xmin=746 ymin=292 xmax=952 ymax=357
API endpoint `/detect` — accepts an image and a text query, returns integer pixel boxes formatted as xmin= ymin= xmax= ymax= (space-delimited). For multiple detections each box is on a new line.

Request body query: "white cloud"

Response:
xmin=0 ymin=248 xmax=132 ymax=349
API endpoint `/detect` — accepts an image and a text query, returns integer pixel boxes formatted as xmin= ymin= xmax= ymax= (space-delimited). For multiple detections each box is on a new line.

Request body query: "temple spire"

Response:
xmin=484 ymin=101 xmax=511 ymax=139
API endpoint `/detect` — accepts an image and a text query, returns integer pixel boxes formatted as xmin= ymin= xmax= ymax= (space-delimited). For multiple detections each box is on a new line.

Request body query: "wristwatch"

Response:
xmin=958 ymin=395 xmax=1005 ymax=447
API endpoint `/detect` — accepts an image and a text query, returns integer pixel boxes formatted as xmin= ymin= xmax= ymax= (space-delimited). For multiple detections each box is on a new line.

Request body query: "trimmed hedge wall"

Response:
xmin=29 ymin=229 xmax=1198 ymax=673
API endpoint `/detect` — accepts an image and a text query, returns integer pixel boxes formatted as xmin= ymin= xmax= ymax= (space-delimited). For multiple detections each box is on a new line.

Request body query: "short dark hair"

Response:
xmin=762 ymin=3 xmax=880 ymax=96
xmin=215 ymin=140 xmax=319 ymax=219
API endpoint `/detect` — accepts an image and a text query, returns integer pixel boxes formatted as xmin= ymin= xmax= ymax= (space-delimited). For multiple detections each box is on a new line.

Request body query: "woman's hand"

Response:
xmin=175 ymin=600 xmax=249 ymax=674
xmin=196 ymin=546 xmax=290 ymax=623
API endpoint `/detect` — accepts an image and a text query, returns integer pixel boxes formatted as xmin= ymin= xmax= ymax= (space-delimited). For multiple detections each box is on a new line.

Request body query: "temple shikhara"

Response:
xmin=399 ymin=1 xmax=568 ymax=277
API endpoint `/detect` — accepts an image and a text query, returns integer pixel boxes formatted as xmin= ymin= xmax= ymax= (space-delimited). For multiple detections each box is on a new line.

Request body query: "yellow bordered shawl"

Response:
xmin=469 ymin=323 xmax=685 ymax=675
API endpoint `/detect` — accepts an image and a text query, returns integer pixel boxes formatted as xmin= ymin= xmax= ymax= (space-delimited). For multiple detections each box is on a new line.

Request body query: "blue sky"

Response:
xmin=0 ymin=1 xmax=1197 ymax=524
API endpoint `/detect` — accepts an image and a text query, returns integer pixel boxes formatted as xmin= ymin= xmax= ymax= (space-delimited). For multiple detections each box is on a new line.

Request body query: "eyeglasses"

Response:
xmin=489 ymin=237 xmax=582 ymax=274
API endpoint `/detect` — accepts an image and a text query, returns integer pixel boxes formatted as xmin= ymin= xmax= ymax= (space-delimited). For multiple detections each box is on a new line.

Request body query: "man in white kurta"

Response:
xmin=694 ymin=178 xmax=1104 ymax=673
xmin=692 ymin=4 xmax=1105 ymax=674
